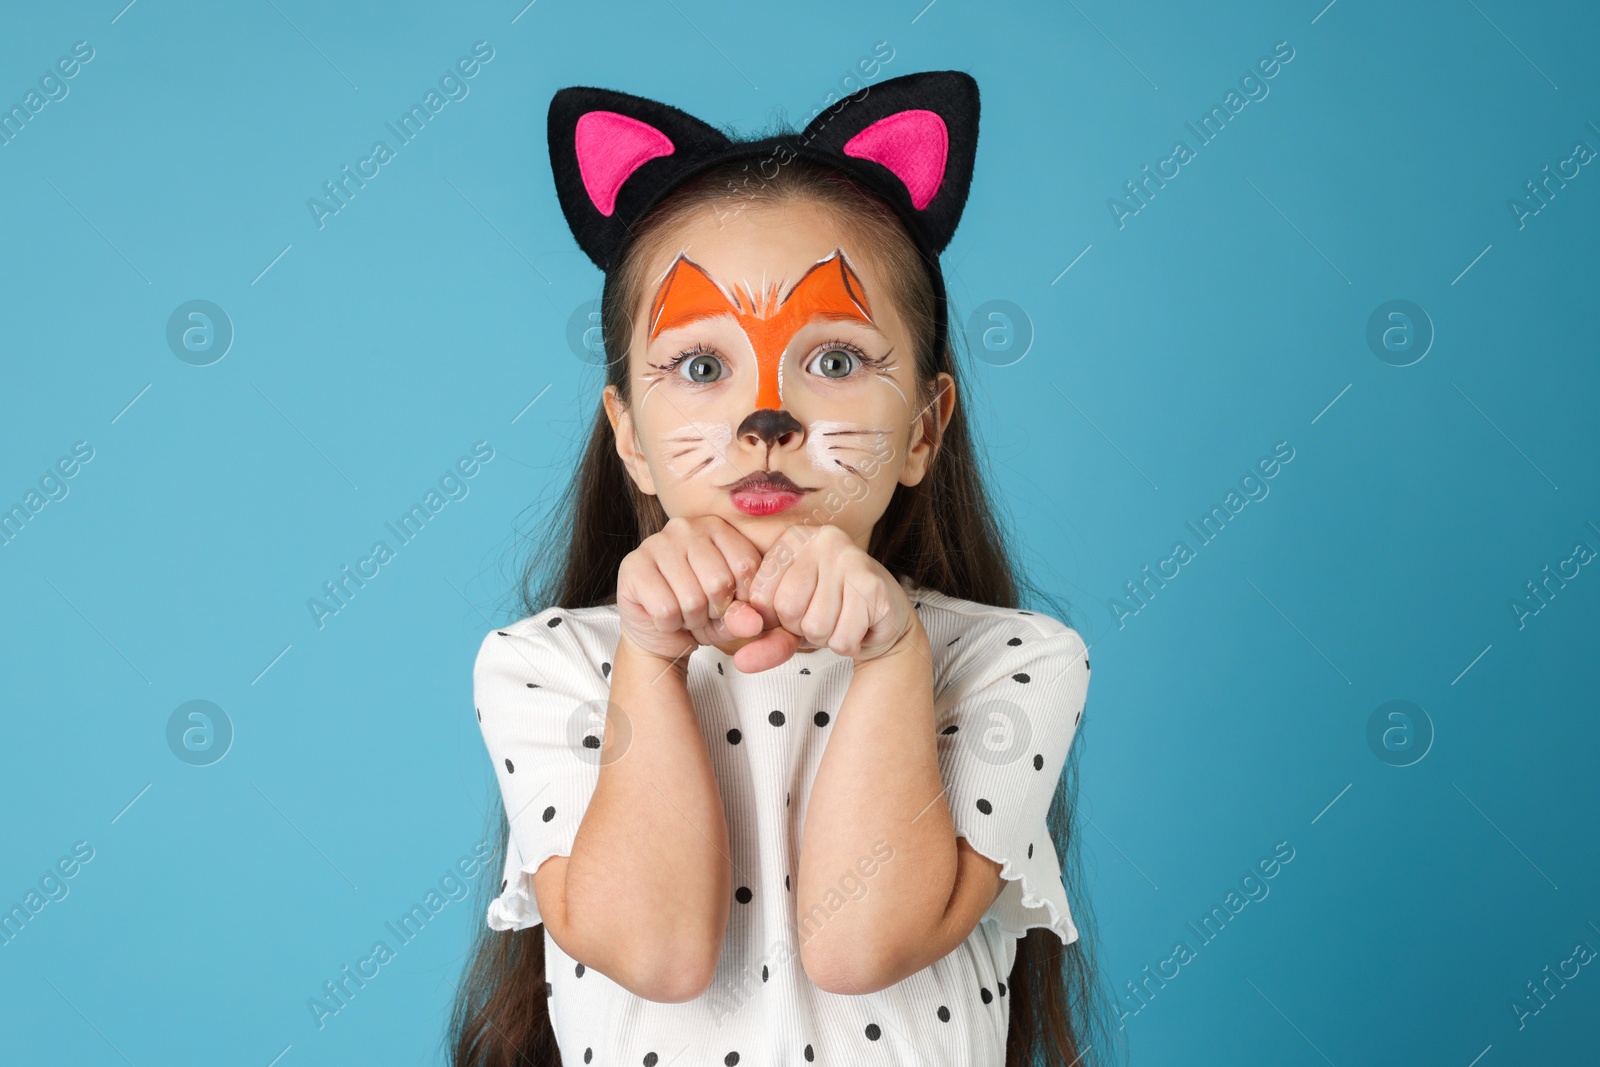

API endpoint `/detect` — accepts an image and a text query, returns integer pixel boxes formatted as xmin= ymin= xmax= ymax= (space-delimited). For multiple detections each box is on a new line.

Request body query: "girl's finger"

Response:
xmin=707 ymin=519 xmax=764 ymax=605
xmin=651 ymin=543 xmax=712 ymax=636
xmin=732 ymin=624 xmax=801 ymax=674
xmin=624 ymin=556 xmax=683 ymax=635
xmin=769 ymin=551 xmax=819 ymax=636
xmin=798 ymin=566 xmax=842 ymax=649
xmin=689 ymin=595 xmax=764 ymax=648
xmin=685 ymin=536 xmax=738 ymax=620
xmin=829 ymin=580 xmax=873 ymax=659
xmin=859 ymin=582 xmax=908 ymax=659
xmin=746 ymin=524 xmax=805 ymax=619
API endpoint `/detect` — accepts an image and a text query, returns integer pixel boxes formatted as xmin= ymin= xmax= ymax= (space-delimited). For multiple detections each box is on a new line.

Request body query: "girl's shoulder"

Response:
xmin=490 ymin=602 xmax=621 ymax=642
xmin=473 ymin=603 xmax=622 ymax=690
xmin=900 ymin=578 xmax=1084 ymax=646
xmin=899 ymin=579 xmax=1092 ymax=708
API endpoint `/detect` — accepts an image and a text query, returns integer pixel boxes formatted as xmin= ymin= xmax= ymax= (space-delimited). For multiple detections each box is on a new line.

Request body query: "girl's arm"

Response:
xmin=535 ymin=631 xmax=731 ymax=1003
xmin=795 ymin=611 xmax=1005 ymax=995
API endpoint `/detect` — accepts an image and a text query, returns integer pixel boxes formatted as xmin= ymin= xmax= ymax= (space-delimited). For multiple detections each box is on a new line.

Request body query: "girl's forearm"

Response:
xmin=795 ymin=612 xmax=952 ymax=992
xmin=561 ymin=632 xmax=731 ymax=1000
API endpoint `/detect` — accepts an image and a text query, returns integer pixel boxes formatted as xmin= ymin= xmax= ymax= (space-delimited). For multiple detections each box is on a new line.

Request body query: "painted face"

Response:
xmin=602 ymin=200 xmax=953 ymax=554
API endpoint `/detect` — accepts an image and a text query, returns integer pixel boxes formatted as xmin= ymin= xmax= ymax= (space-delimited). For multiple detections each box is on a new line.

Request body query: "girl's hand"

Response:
xmin=616 ymin=516 xmax=769 ymax=663
xmin=734 ymin=524 xmax=916 ymax=674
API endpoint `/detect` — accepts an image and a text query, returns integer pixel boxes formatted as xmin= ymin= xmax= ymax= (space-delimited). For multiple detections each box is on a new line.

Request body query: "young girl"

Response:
xmin=451 ymin=70 xmax=1114 ymax=1066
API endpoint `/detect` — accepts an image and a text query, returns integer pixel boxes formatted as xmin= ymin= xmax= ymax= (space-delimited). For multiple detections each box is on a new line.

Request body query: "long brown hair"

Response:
xmin=449 ymin=147 xmax=1123 ymax=1067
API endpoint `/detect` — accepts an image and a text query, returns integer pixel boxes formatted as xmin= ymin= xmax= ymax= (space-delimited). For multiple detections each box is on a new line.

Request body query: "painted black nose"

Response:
xmin=737 ymin=408 xmax=803 ymax=446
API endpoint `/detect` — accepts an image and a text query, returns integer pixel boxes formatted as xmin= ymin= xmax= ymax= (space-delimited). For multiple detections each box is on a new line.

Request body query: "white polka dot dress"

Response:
xmin=473 ymin=576 xmax=1091 ymax=1065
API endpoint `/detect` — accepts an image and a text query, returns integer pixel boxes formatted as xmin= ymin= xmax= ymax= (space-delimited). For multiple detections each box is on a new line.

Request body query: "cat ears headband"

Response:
xmin=546 ymin=70 xmax=980 ymax=276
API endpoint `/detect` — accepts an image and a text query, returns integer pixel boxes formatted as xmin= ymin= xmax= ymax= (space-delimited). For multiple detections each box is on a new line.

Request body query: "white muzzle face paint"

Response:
xmin=805 ymin=419 xmax=895 ymax=476
xmin=658 ymin=420 xmax=737 ymax=480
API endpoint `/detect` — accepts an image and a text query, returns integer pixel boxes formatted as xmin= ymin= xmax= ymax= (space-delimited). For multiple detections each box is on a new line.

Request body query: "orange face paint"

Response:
xmin=646 ymin=249 xmax=874 ymax=411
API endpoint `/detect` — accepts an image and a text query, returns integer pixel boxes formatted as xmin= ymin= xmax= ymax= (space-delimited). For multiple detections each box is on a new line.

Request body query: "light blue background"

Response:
xmin=3 ymin=1 xmax=1597 ymax=1064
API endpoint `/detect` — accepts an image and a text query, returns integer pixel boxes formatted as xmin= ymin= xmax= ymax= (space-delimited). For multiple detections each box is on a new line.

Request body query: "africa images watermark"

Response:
xmin=1510 ymin=927 xmax=1597 ymax=1031
xmin=0 ymin=440 xmax=95 ymax=550
xmin=307 ymin=839 xmax=496 ymax=1029
xmin=1 ymin=841 xmax=97 ymax=949
xmin=306 ymin=41 xmax=496 ymax=229
xmin=704 ymin=840 xmax=896 ymax=1028
xmin=307 ymin=442 xmax=495 ymax=629
xmin=1116 ymin=839 xmax=1297 ymax=1029
xmin=1508 ymin=519 xmax=1600 ymax=631
xmin=1507 ymin=117 xmax=1600 ymax=230
xmin=713 ymin=39 xmax=897 ymax=231
xmin=754 ymin=433 xmax=899 ymax=584
xmin=0 ymin=40 xmax=95 ymax=150
xmin=1108 ymin=441 xmax=1296 ymax=630
xmin=1108 ymin=40 xmax=1296 ymax=230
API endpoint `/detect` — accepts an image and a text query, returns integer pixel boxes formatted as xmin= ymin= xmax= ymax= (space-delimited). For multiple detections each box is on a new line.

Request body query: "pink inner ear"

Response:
xmin=574 ymin=111 xmax=675 ymax=217
xmin=842 ymin=110 xmax=949 ymax=210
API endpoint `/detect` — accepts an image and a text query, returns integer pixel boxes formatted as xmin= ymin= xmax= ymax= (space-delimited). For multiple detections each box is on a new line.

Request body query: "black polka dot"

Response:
xmin=716 ymin=661 xmax=724 ymax=675
xmin=1033 ymin=753 xmax=1044 ymax=771
xmin=476 ymin=708 xmax=481 ymax=721
xmin=644 ymin=1054 xmax=657 ymax=1066
xmin=937 ymin=1005 xmax=951 ymax=1022
xmin=584 ymin=1050 xmax=592 ymax=1064
xmin=735 ymin=886 xmax=753 ymax=903
xmin=804 ymin=1046 xmax=814 ymax=1062
xmin=1027 ymin=843 xmax=1034 ymax=859
xmin=786 ymin=792 xmax=790 ymax=807
xmin=980 ymin=986 xmax=993 ymax=1004
xmin=1006 ymin=637 xmax=1022 ymax=646
xmin=913 ymin=602 xmax=921 ymax=610
xmin=575 ymin=962 xmax=585 ymax=977
xmin=785 ymin=874 xmax=790 ymax=891
xmin=1085 ymin=657 xmax=1092 ymax=671
xmin=865 ymin=1023 xmax=882 ymax=1040
xmin=998 ymin=980 xmax=1007 ymax=996
xmin=946 ymin=636 xmax=961 ymax=647
xmin=799 ymin=667 xmax=811 ymax=675
xmin=1013 ymin=672 xmax=1031 ymax=683
xmin=547 ymin=617 xmax=563 ymax=628
xmin=1018 ymin=610 xmax=1034 ymax=615
xmin=976 ymin=798 xmax=992 ymax=815
xmin=500 ymin=879 xmax=507 ymax=893
xmin=762 ymin=964 xmax=769 ymax=982
xmin=497 ymin=630 xmax=509 ymax=636
xmin=601 ymin=662 xmax=611 ymax=677
xmin=525 ymin=682 xmax=540 ymax=688
xmin=542 ymin=806 xmax=556 ymax=822
xmin=725 ymin=1054 xmax=740 ymax=1066
xmin=504 ymin=758 xmax=515 ymax=773
xmin=583 ymin=734 xmax=601 ymax=749
xmin=727 ymin=728 xmax=742 ymax=745
xmin=813 ymin=710 xmax=830 ymax=727
xmin=768 ymin=709 xmax=786 ymax=727
xmin=940 ymin=724 xmax=958 ymax=735
xmin=546 ymin=982 xmax=553 ymax=997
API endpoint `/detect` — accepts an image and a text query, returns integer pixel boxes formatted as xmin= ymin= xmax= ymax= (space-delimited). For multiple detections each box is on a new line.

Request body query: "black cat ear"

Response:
xmin=547 ymin=86 xmax=733 ymax=271
xmin=548 ymin=71 xmax=980 ymax=273
xmin=797 ymin=70 xmax=980 ymax=257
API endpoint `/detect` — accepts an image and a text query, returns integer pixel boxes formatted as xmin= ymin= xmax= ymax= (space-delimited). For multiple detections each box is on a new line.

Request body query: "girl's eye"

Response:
xmin=807 ymin=342 xmax=868 ymax=379
xmin=665 ymin=348 xmax=726 ymax=384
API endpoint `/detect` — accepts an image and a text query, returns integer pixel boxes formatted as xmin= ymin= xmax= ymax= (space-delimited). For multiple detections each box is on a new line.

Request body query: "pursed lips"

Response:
xmin=723 ymin=470 xmax=812 ymax=494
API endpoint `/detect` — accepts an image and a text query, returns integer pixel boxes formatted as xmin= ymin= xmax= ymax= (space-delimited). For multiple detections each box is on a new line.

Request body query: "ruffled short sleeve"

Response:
xmin=473 ymin=611 xmax=613 ymax=932
xmin=933 ymin=610 xmax=1091 ymax=945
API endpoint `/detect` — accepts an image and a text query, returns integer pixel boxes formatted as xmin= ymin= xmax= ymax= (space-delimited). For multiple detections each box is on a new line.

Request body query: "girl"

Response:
xmin=451 ymin=70 xmax=1115 ymax=1066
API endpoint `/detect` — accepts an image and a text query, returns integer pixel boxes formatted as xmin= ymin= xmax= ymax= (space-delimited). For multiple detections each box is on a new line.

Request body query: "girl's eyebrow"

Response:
xmin=647 ymin=249 xmax=876 ymax=342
